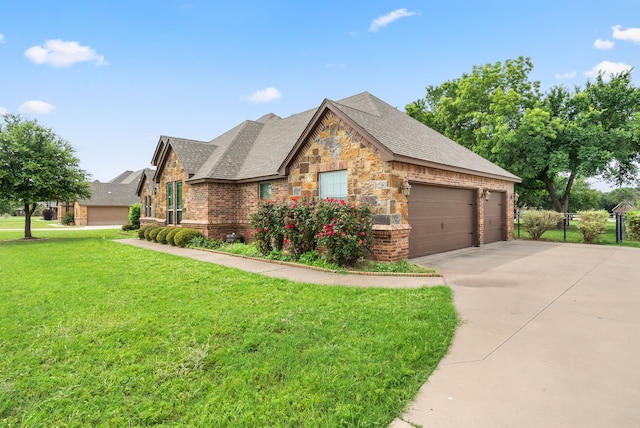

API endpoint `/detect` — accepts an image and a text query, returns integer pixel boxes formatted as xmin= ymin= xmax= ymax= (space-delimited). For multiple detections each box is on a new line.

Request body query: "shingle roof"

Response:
xmin=152 ymin=92 xmax=520 ymax=183
xmin=78 ymin=181 xmax=139 ymax=206
xmin=159 ymin=137 xmax=216 ymax=176
xmin=80 ymin=169 xmax=147 ymax=206
xmin=329 ymin=93 xmax=520 ymax=181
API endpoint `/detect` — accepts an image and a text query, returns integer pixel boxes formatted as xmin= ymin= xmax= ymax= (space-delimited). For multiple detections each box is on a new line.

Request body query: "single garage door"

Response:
xmin=87 ymin=206 xmax=129 ymax=226
xmin=483 ymin=191 xmax=506 ymax=244
xmin=408 ymin=185 xmax=476 ymax=258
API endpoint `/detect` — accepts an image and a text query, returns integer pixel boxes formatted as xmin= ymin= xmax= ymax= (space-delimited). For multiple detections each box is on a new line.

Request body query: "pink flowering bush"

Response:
xmin=250 ymin=197 xmax=373 ymax=266
xmin=283 ymin=198 xmax=318 ymax=256
xmin=249 ymin=201 xmax=286 ymax=255
xmin=315 ymin=199 xmax=373 ymax=267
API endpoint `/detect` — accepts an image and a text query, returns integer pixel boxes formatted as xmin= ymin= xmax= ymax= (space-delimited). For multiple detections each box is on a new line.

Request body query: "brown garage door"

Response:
xmin=408 ymin=185 xmax=476 ymax=257
xmin=87 ymin=206 xmax=129 ymax=226
xmin=483 ymin=191 xmax=506 ymax=244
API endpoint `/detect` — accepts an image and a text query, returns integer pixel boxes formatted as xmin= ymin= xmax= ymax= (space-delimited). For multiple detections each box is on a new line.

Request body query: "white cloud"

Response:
xmin=19 ymin=100 xmax=56 ymax=114
xmin=0 ymin=106 xmax=8 ymax=115
xmin=369 ymin=8 xmax=417 ymax=32
xmin=612 ymin=25 xmax=640 ymax=43
xmin=24 ymin=39 xmax=107 ymax=67
xmin=325 ymin=63 xmax=345 ymax=68
xmin=584 ymin=61 xmax=633 ymax=79
xmin=555 ymin=71 xmax=576 ymax=79
xmin=244 ymin=87 xmax=282 ymax=103
xmin=0 ymin=34 xmax=4 ymax=44
xmin=593 ymin=38 xmax=614 ymax=50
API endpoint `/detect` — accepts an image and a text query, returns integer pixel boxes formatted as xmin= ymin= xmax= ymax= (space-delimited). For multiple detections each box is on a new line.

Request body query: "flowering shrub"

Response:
xmin=250 ymin=197 xmax=373 ymax=267
xmin=315 ymin=199 xmax=373 ymax=267
xmin=283 ymin=198 xmax=318 ymax=256
xmin=249 ymin=201 xmax=286 ymax=255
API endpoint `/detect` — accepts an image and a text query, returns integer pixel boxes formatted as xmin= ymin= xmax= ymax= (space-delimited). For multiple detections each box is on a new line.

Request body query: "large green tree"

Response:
xmin=0 ymin=114 xmax=91 ymax=238
xmin=407 ymin=57 xmax=640 ymax=212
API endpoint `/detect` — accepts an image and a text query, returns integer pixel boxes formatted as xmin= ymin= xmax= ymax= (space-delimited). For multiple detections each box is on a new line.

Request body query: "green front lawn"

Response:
xmin=515 ymin=219 xmax=640 ymax=248
xmin=0 ymin=230 xmax=457 ymax=427
xmin=0 ymin=215 xmax=59 ymax=229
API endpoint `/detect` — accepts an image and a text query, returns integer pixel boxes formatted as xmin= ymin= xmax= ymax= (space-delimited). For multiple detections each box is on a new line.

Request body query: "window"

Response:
xmin=319 ymin=170 xmax=347 ymax=200
xmin=166 ymin=181 xmax=183 ymax=225
xmin=176 ymin=181 xmax=183 ymax=225
xmin=259 ymin=182 xmax=272 ymax=200
xmin=167 ymin=182 xmax=174 ymax=225
xmin=144 ymin=195 xmax=152 ymax=217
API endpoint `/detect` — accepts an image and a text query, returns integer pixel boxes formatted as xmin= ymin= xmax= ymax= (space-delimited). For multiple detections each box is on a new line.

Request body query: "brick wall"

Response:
xmin=394 ymin=162 xmax=516 ymax=243
xmin=180 ymin=179 xmax=289 ymax=242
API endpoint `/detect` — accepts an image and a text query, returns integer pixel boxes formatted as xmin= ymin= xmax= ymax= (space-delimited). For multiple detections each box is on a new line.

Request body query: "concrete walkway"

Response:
xmin=393 ymin=240 xmax=640 ymax=428
xmin=117 ymin=238 xmax=444 ymax=288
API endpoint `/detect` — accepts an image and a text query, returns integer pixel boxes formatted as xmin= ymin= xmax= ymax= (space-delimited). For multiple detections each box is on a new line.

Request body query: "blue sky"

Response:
xmin=1 ymin=1 xmax=639 ymax=188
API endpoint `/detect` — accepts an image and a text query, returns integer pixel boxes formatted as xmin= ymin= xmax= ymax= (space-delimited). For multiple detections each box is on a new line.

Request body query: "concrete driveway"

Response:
xmin=393 ymin=240 xmax=640 ymax=428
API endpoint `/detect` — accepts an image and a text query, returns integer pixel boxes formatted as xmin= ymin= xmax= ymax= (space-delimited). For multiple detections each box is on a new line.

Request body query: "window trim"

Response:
xmin=166 ymin=181 xmax=183 ymax=225
xmin=318 ymin=170 xmax=347 ymax=200
xmin=259 ymin=181 xmax=272 ymax=200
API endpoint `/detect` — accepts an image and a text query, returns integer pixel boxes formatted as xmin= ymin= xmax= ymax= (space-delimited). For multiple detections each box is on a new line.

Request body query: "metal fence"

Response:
xmin=514 ymin=211 xmax=627 ymax=243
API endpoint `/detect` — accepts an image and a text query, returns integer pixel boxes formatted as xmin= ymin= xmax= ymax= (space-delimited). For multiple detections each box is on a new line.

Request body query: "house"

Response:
xmin=612 ymin=201 xmax=635 ymax=215
xmin=65 ymin=169 xmax=148 ymax=226
xmin=138 ymin=92 xmax=520 ymax=260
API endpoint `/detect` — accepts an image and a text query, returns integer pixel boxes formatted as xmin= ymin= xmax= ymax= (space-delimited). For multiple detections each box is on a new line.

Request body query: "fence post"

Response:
xmin=616 ymin=213 xmax=626 ymax=243
xmin=563 ymin=213 xmax=569 ymax=242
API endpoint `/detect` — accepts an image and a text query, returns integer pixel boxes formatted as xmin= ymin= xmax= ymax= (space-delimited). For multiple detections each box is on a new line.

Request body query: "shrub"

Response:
xmin=249 ymin=201 xmax=286 ymax=255
xmin=144 ymin=226 xmax=160 ymax=241
xmin=282 ymin=198 xmax=318 ymax=256
xmin=521 ymin=210 xmax=565 ymax=240
xmin=61 ymin=212 xmax=74 ymax=226
xmin=577 ymin=210 xmax=609 ymax=244
xmin=148 ymin=227 xmax=163 ymax=242
xmin=188 ymin=236 xmax=224 ymax=250
xmin=138 ymin=224 xmax=151 ymax=239
xmin=166 ymin=228 xmax=180 ymax=246
xmin=128 ymin=203 xmax=141 ymax=229
xmin=156 ymin=227 xmax=171 ymax=244
xmin=174 ymin=228 xmax=203 ymax=248
xmin=42 ymin=208 xmax=54 ymax=220
xmin=121 ymin=223 xmax=137 ymax=231
xmin=315 ymin=199 xmax=373 ymax=267
xmin=627 ymin=210 xmax=640 ymax=241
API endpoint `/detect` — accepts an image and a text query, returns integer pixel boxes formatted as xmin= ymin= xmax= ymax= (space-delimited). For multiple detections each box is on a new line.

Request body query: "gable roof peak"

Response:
xmin=255 ymin=112 xmax=281 ymax=124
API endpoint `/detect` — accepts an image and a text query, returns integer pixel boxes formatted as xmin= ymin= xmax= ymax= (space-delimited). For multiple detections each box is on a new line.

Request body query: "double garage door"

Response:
xmin=408 ymin=184 xmax=505 ymax=258
xmin=87 ymin=206 xmax=129 ymax=226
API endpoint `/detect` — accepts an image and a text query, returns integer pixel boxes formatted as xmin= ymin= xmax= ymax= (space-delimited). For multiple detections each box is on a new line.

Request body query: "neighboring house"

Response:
xmin=69 ymin=169 xmax=148 ymax=226
xmin=138 ymin=92 xmax=521 ymax=260
xmin=612 ymin=202 xmax=635 ymax=214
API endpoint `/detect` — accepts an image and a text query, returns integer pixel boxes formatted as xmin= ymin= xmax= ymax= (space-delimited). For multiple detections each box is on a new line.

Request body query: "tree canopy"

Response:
xmin=0 ymin=114 xmax=91 ymax=238
xmin=406 ymin=56 xmax=640 ymax=212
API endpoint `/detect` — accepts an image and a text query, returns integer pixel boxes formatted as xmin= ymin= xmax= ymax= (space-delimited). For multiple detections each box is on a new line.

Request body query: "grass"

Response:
xmin=0 ymin=229 xmax=457 ymax=427
xmin=514 ymin=219 xmax=640 ymax=248
xmin=0 ymin=215 xmax=60 ymax=230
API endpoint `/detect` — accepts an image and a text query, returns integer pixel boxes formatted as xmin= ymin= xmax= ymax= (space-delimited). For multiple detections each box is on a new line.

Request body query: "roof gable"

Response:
xmin=279 ymin=92 xmax=520 ymax=182
xmin=152 ymin=136 xmax=215 ymax=182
